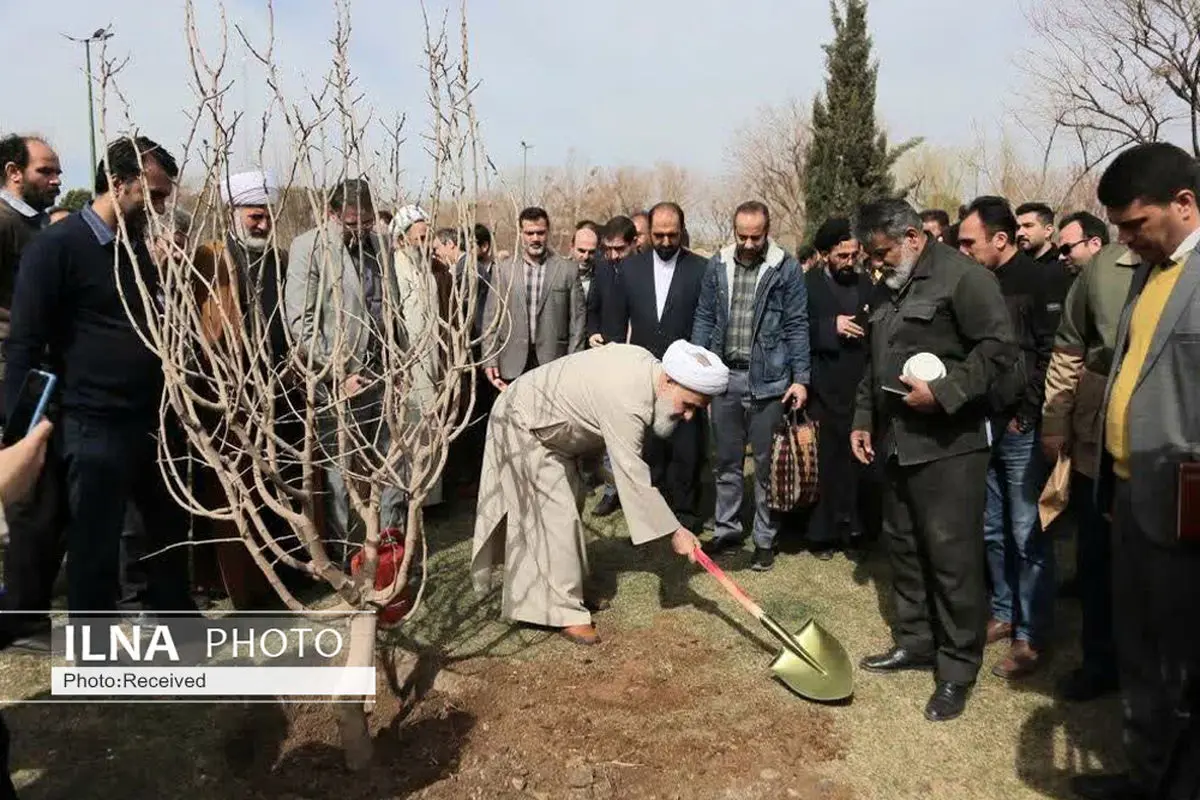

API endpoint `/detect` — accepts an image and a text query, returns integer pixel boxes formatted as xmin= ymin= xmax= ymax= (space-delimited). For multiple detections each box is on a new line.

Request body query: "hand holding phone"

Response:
xmin=2 ymin=370 xmax=56 ymax=448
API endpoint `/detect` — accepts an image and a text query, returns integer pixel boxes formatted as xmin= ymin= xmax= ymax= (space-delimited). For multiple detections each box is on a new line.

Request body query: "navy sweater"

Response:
xmin=4 ymin=210 xmax=163 ymax=423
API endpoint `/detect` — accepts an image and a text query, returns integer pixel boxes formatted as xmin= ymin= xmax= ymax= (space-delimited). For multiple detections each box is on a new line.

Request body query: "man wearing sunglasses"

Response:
xmin=1042 ymin=211 xmax=1135 ymax=705
xmin=1057 ymin=211 xmax=1110 ymax=274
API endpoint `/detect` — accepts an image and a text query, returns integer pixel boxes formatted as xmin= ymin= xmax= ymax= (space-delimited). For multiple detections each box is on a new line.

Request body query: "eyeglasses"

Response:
xmin=1058 ymin=240 xmax=1086 ymax=257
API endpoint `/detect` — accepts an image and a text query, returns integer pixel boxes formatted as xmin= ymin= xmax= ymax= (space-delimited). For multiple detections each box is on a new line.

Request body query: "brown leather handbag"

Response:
xmin=767 ymin=408 xmax=820 ymax=512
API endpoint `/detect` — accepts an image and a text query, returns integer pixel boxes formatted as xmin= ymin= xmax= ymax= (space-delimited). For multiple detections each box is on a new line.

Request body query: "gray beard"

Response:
xmin=650 ymin=394 xmax=681 ymax=439
xmin=885 ymin=249 xmax=919 ymax=290
xmin=232 ymin=230 xmax=269 ymax=252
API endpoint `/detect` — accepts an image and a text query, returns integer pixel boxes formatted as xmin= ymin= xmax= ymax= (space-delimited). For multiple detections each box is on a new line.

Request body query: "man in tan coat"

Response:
xmin=472 ymin=341 xmax=728 ymax=644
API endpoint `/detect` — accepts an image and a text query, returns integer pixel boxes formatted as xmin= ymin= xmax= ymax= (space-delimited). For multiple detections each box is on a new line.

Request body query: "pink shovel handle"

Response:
xmin=693 ymin=546 xmax=765 ymax=620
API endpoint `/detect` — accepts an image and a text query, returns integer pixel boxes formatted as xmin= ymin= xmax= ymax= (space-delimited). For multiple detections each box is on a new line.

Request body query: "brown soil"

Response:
xmin=247 ymin=618 xmax=851 ymax=800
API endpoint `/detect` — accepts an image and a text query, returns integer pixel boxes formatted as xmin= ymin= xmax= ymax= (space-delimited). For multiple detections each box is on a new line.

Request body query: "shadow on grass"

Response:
xmin=1013 ymin=696 xmax=1126 ymax=800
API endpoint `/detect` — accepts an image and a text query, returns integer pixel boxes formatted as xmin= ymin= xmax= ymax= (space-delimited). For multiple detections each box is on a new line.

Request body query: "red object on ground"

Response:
xmin=350 ymin=528 xmax=414 ymax=627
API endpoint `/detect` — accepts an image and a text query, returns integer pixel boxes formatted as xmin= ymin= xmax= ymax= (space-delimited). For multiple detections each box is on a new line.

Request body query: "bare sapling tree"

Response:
xmin=93 ymin=0 xmax=502 ymax=769
xmin=725 ymin=98 xmax=811 ymax=245
xmin=1022 ymin=0 xmax=1200 ymax=170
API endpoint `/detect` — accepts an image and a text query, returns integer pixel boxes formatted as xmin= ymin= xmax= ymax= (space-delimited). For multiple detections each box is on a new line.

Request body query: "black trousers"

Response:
xmin=59 ymin=414 xmax=192 ymax=615
xmin=0 ymin=436 xmax=68 ymax=639
xmin=883 ymin=450 xmax=990 ymax=685
xmin=644 ymin=414 xmax=704 ymax=530
xmin=1072 ymin=473 xmax=1117 ymax=681
xmin=1112 ymin=480 xmax=1200 ymax=799
xmin=808 ymin=410 xmax=863 ymax=545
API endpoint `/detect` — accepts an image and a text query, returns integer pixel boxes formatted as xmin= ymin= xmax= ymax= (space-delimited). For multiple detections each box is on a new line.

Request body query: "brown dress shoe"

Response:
xmin=986 ymin=619 xmax=1013 ymax=645
xmin=992 ymin=640 xmax=1041 ymax=679
xmin=561 ymin=624 xmax=600 ymax=646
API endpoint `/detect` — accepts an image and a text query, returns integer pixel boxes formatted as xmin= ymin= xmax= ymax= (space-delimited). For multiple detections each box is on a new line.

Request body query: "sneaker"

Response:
xmin=751 ymin=547 xmax=775 ymax=571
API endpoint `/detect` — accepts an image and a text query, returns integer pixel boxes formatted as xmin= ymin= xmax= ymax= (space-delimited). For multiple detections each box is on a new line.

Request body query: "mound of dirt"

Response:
xmin=249 ymin=617 xmax=851 ymax=800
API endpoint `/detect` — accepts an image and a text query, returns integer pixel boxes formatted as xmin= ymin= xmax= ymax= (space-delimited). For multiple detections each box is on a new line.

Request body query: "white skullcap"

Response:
xmin=662 ymin=340 xmax=729 ymax=396
xmin=220 ymin=169 xmax=279 ymax=207
xmin=391 ymin=204 xmax=428 ymax=239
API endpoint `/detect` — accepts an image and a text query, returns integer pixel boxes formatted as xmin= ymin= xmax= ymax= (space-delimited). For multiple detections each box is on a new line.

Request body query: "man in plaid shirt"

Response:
xmin=691 ymin=201 xmax=811 ymax=571
xmin=482 ymin=206 xmax=586 ymax=391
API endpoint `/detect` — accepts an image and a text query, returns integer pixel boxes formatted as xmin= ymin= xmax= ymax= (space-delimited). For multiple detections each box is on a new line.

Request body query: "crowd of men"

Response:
xmin=0 ymin=131 xmax=1196 ymax=799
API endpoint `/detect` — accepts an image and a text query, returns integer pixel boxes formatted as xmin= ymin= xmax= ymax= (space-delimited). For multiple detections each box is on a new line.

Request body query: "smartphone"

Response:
xmin=2 ymin=370 xmax=56 ymax=446
xmin=852 ymin=305 xmax=871 ymax=330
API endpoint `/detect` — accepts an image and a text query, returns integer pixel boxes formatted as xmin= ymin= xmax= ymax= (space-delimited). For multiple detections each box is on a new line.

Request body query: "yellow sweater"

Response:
xmin=1105 ymin=228 xmax=1200 ymax=478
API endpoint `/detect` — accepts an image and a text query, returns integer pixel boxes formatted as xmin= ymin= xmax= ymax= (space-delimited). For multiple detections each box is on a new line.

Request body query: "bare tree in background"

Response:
xmin=725 ymin=99 xmax=810 ymax=245
xmin=1023 ymin=0 xmax=1200 ymax=170
xmin=94 ymin=0 xmax=500 ymax=769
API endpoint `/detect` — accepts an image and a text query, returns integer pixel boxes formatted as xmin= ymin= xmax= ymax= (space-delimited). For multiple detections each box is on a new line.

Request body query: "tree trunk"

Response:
xmin=336 ymin=611 xmax=377 ymax=771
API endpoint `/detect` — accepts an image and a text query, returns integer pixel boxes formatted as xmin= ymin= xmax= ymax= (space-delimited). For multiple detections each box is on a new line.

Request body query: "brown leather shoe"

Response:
xmin=561 ymin=624 xmax=600 ymax=646
xmin=986 ymin=619 xmax=1013 ymax=645
xmin=992 ymin=640 xmax=1041 ymax=679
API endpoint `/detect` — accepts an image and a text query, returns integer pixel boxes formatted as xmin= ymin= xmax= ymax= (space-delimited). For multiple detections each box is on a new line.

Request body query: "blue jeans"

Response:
xmin=983 ymin=425 xmax=1054 ymax=646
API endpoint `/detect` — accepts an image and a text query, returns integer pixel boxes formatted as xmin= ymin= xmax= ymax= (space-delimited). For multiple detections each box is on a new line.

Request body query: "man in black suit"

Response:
xmin=589 ymin=216 xmax=638 ymax=516
xmin=605 ymin=202 xmax=708 ymax=529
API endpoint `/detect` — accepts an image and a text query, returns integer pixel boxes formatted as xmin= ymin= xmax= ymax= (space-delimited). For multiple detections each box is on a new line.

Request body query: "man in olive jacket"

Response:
xmin=851 ymin=199 xmax=1019 ymax=723
xmin=1041 ymin=240 xmax=1135 ymax=703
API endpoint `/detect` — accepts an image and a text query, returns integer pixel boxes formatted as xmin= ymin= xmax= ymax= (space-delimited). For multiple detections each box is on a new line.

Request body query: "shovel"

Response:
xmin=694 ymin=547 xmax=854 ymax=702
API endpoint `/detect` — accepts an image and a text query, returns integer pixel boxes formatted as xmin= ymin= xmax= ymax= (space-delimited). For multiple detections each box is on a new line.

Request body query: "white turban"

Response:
xmin=220 ymin=169 xmax=279 ymax=207
xmin=662 ymin=340 xmax=729 ymax=396
xmin=391 ymin=204 xmax=428 ymax=240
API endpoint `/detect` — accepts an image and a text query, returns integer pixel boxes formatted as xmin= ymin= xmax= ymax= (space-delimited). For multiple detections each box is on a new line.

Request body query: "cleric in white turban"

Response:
xmin=471 ymin=341 xmax=727 ymax=646
xmin=220 ymin=169 xmax=280 ymax=208
xmin=389 ymin=203 xmax=429 ymax=248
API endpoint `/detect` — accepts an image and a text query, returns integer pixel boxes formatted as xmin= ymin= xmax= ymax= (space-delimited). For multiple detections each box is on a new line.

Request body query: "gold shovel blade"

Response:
xmin=767 ymin=617 xmax=854 ymax=702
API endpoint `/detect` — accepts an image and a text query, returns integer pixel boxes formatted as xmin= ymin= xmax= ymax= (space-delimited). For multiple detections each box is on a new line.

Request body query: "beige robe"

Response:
xmin=394 ymin=247 xmax=443 ymax=506
xmin=471 ymin=345 xmax=680 ymax=627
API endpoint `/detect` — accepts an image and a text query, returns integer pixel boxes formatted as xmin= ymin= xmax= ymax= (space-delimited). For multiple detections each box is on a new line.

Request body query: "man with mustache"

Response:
xmin=5 ymin=136 xmax=194 ymax=617
xmin=851 ymin=198 xmax=1018 ymax=722
xmin=1016 ymin=202 xmax=1060 ymax=264
xmin=472 ymin=340 xmax=726 ymax=645
xmin=481 ymin=206 xmax=586 ymax=391
xmin=804 ymin=217 xmax=885 ymax=559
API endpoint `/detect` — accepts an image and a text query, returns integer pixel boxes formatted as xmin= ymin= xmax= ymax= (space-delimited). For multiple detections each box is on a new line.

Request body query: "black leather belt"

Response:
xmin=726 ymin=359 xmax=750 ymax=370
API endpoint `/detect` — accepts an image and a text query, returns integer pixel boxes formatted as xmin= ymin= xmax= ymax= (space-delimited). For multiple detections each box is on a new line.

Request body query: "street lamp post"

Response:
xmin=65 ymin=26 xmax=114 ymax=172
xmin=520 ymin=140 xmax=533 ymax=207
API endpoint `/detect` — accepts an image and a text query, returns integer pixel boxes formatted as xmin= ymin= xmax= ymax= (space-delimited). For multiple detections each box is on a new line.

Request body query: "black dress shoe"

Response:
xmin=812 ymin=544 xmax=835 ymax=561
xmin=924 ymin=681 xmax=972 ymax=722
xmin=1069 ymin=773 xmax=1147 ymax=800
xmin=859 ymin=646 xmax=935 ymax=674
xmin=750 ymin=547 xmax=775 ymax=571
xmin=701 ymin=536 xmax=744 ymax=558
xmin=593 ymin=493 xmax=621 ymax=517
xmin=1056 ymin=667 xmax=1119 ymax=702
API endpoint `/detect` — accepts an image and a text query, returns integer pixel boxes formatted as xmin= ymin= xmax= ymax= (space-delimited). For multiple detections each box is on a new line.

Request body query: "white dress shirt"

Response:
xmin=652 ymin=250 xmax=678 ymax=321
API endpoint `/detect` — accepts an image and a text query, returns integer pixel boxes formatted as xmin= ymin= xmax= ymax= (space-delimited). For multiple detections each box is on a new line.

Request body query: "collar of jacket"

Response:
xmin=717 ymin=239 xmax=786 ymax=271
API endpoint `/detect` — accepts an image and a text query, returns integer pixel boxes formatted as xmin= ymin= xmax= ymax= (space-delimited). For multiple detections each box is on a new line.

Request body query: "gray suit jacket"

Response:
xmin=481 ymin=253 xmax=586 ymax=380
xmin=1099 ymin=245 xmax=1200 ymax=543
xmin=284 ymin=223 xmax=400 ymax=385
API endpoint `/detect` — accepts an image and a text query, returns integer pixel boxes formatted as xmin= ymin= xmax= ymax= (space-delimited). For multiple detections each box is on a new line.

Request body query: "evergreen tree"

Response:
xmin=803 ymin=0 xmax=919 ymax=239
xmin=57 ymin=188 xmax=93 ymax=212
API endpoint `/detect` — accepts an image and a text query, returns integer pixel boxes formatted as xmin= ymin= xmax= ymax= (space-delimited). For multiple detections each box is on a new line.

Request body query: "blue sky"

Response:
xmin=0 ymin=0 xmax=1031 ymax=191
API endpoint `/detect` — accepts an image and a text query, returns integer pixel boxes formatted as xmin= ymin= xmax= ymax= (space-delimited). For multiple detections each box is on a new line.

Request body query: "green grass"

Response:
xmin=0 ymin=491 xmax=1125 ymax=799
